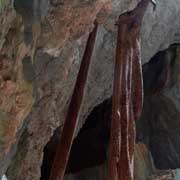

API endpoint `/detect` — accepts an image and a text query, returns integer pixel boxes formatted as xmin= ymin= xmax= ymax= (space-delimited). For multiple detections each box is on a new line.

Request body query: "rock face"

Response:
xmin=148 ymin=170 xmax=177 ymax=180
xmin=134 ymin=143 xmax=155 ymax=180
xmin=0 ymin=2 xmax=34 ymax=177
xmin=0 ymin=0 xmax=180 ymax=179
xmin=137 ymin=45 xmax=180 ymax=170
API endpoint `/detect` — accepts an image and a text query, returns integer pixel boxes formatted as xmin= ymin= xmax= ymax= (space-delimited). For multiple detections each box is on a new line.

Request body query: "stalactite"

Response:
xmin=108 ymin=0 xmax=155 ymax=180
xmin=49 ymin=22 xmax=98 ymax=180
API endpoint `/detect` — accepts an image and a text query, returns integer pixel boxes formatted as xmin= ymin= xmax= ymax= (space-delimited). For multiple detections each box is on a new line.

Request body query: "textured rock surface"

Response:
xmin=0 ymin=0 xmax=180 ymax=179
xmin=0 ymin=2 xmax=35 ymax=177
xmin=147 ymin=169 xmax=180 ymax=180
xmin=134 ymin=143 xmax=155 ymax=180
xmin=137 ymin=45 xmax=180 ymax=170
xmin=148 ymin=170 xmax=177 ymax=180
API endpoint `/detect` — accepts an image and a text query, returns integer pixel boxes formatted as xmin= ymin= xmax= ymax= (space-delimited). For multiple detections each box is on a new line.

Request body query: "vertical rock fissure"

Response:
xmin=108 ymin=0 xmax=155 ymax=180
xmin=49 ymin=22 xmax=98 ymax=180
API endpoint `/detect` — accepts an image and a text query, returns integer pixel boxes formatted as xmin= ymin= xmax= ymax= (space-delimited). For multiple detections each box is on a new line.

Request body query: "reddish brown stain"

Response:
xmin=49 ymin=22 xmax=98 ymax=180
xmin=108 ymin=0 xmax=152 ymax=180
xmin=49 ymin=0 xmax=155 ymax=179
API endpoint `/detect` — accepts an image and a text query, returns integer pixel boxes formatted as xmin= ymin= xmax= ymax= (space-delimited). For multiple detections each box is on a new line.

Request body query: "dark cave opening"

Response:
xmin=40 ymin=99 xmax=112 ymax=180
xmin=40 ymin=44 xmax=180 ymax=180
xmin=137 ymin=44 xmax=180 ymax=170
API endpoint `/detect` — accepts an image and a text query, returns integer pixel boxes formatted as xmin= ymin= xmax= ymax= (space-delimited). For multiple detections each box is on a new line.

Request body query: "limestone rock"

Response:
xmin=0 ymin=0 xmax=180 ymax=179
xmin=134 ymin=143 xmax=155 ymax=180
xmin=148 ymin=170 xmax=176 ymax=180
xmin=137 ymin=45 xmax=180 ymax=170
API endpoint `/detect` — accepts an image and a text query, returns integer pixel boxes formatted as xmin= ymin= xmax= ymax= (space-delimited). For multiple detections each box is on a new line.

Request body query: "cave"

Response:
xmin=1 ymin=0 xmax=180 ymax=179
xmin=40 ymin=99 xmax=112 ymax=180
xmin=41 ymin=44 xmax=180 ymax=180
xmin=137 ymin=44 xmax=180 ymax=170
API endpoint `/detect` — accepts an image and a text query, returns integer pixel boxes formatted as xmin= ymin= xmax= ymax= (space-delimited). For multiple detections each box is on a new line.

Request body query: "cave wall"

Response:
xmin=54 ymin=44 xmax=180 ymax=180
xmin=0 ymin=0 xmax=180 ymax=179
xmin=137 ymin=45 xmax=180 ymax=170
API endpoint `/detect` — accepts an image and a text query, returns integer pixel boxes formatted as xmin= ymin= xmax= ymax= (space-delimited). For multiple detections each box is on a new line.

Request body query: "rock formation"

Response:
xmin=1 ymin=0 xmax=180 ymax=179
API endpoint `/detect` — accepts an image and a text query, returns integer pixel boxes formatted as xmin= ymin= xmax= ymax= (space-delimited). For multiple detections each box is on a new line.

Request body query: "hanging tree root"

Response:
xmin=108 ymin=0 xmax=155 ymax=180
xmin=49 ymin=22 xmax=98 ymax=180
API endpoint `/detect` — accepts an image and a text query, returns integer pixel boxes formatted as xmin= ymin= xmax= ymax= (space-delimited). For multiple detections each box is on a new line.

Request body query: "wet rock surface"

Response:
xmin=0 ymin=0 xmax=180 ymax=179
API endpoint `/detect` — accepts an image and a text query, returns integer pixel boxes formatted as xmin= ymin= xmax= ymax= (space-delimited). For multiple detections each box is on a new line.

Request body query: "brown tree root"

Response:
xmin=49 ymin=22 xmax=98 ymax=180
xmin=108 ymin=0 xmax=153 ymax=180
